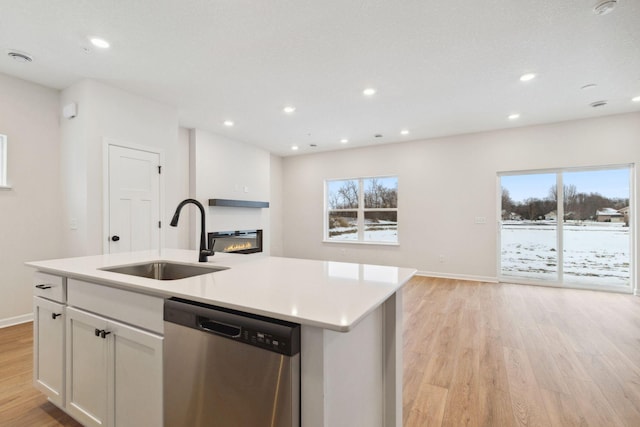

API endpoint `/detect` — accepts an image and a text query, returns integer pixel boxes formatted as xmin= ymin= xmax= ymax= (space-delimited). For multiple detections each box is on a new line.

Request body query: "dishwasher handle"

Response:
xmin=198 ymin=317 xmax=241 ymax=338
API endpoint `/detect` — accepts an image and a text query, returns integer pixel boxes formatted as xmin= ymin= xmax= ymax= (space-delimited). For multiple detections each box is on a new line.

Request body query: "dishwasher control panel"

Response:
xmin=165 ymin=297 xmax=301 ymax=356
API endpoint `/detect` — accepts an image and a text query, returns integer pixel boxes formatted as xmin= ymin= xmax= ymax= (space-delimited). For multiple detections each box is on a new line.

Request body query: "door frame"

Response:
xmin=102 ymin=138 xmax=165 ymax=254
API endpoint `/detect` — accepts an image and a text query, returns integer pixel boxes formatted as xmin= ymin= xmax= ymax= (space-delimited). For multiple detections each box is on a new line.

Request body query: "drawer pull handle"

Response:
xmin=51 ymin=313 xmax=62 ymax=320
xmin=94 ymin=329 xmax=111 ymax=339
xmin=35 ymin=284 xmax=52 ymax=290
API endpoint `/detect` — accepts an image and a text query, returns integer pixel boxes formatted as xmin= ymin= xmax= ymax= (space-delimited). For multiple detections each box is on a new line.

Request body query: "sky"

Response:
xmin=326 ymin=176 xmax=398 ymax=198
xmin=501 ymin=168 xmax=630 ymax=203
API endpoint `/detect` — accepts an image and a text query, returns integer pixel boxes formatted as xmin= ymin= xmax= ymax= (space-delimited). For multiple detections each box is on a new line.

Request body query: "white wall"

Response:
xmin=281 ymin=113 xmax=640 ymax=285
xmin=0 ymin=73 xmax=63 ymax=324
xmin=270 ymin=154 xmax=284 ymax=256
xmin=189 ymin=129 xmax=272 ymax=254
xmin=59 ymin=79 xmax=189 ymax=256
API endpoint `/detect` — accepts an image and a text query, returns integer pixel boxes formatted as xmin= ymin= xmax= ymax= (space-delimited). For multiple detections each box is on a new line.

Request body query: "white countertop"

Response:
xmin=26 ymin=249 xmax=416 ymax=332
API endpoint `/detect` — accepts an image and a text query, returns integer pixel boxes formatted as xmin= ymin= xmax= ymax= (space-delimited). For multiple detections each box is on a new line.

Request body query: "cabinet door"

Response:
xmin=33 ymin=297 xmax=65 ymax=407
xmin=110 ymin=319 xmax=163 ymax=427
xmin=66 ymin=307 xmax=109 ymax=427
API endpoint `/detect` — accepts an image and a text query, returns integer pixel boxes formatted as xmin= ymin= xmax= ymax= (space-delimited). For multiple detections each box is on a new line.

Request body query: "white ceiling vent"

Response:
xmin=593 ymin=0 xmax=618 ymax=15
xmin=7 ymin=50 xmax=33 ymax=62
xmin=590 ymin=100 xmax=608 ymax=108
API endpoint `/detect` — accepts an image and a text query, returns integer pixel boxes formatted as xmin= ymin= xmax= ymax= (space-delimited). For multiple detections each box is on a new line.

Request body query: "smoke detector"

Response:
xmin=593 ymin=0 xmax=618 ymax=15
xmin=7 ymin=50 xmax=33 ymax=62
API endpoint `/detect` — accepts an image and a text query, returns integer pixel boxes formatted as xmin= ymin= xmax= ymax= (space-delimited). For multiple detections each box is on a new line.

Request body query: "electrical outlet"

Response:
xmin=475 ymin=216 xmax=487 ymax=224
xmin=438 ymin=255 xmax=444 ymax=263
xmin=244 ymin=185 xmax=249 ymax=193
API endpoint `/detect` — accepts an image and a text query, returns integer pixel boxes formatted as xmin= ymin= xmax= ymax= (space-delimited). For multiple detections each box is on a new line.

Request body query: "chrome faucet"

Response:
xmin=170 ymin=199 xmax=214 ymax=262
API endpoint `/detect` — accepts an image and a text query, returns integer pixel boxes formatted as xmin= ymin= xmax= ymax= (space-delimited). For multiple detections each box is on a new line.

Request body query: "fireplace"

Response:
xmin=207 ymin=229 xmax=263 ymax=254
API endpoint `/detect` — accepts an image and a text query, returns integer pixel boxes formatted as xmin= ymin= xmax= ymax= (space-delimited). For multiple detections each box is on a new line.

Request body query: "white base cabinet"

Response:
xmin=32 ymin=272 xmax=164 ymax=427
xmin=66 ymin=307 xmax=163 ymax=427
xmin=33 ymin=296 xmax=65 ymax=407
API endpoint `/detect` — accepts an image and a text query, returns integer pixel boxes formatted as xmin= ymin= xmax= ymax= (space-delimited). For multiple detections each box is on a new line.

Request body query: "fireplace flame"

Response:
xmin=224 ymin=242 xmax=253 ymax=252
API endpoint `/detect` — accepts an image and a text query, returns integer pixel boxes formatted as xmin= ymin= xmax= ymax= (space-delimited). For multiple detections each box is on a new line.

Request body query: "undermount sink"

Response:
xmin=101 ymin=261 xmax=229 ymax=280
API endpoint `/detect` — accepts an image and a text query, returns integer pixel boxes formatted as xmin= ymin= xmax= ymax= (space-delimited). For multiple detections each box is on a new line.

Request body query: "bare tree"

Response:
xmin=335 ymin=180 xmax=359 ymax=209
xmin=501 ymin=187 xmax=514 ymax=219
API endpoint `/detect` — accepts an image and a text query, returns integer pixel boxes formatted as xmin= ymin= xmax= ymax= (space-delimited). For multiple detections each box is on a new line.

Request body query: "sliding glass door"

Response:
xmin=499 ymin=166 xmax=632 ymax=292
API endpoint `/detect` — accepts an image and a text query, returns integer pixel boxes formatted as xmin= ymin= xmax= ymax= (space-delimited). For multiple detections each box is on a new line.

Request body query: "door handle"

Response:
xmin=51 ymin=313 xmax=62 ymax=320
xmin=111 ymin=235 xmax=120 ymax=242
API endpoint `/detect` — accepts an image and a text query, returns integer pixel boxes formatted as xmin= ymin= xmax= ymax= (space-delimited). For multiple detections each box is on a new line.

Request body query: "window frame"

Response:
xmin=324 ymin=175 xmax=399 ymax=245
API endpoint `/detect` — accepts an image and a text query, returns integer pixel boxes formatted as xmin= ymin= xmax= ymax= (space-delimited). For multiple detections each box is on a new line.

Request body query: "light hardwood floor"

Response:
xmin=404 ymin=276 xmax=640 ymax=427
xmin=2 ymin=277 xmax=640 ymax=426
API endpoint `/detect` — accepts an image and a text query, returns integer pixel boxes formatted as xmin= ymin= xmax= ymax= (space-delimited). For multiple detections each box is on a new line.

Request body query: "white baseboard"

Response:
xmin=0 ymin=313 xmax=33 ymax=329
xmin=415 ymin=271 xmax=498 ymax=283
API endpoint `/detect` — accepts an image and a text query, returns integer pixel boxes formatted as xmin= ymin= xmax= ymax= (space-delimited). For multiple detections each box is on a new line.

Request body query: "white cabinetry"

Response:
xmin=33 ymin=272 xmax=67 ymax=407
xmin=33 ymin=296 xmax=65 ymax=407
xmin=32 ymin=273 xmax=164 ymax=427
xmin=66 ymin=307 xmax=163 ymax=427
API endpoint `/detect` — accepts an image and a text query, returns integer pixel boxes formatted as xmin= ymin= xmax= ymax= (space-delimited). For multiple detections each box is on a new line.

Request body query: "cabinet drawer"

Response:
xmin=67 ymin=279 xmax=163 ymax=334
xmin=33 ymin=272 xmax=66 ymax=303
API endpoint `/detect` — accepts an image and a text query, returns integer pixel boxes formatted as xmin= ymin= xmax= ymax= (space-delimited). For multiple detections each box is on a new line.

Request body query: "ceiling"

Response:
xmin=0 ymin=0 xmax=639 ymax=157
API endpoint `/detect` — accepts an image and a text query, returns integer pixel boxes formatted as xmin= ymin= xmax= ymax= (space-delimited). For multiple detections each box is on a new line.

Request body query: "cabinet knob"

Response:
xmin=111 ymin=235 xmax=120 ymax=242
xmin=35 ymin=284 xmax=52 ymax=290
xmin=51 ymin=313 xmax=62 ymax=320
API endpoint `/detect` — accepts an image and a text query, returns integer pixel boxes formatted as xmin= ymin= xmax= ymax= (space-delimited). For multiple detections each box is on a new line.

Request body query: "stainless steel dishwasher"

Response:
xmin=164 ymin=298 xmax=301 ymax=427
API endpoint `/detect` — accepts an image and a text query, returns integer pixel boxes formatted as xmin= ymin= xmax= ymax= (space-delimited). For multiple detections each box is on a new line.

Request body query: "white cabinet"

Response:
xmin=65 ymin=307 xmax=163 ymax=427
xmin=33 ymin=296 xmax=65 ymax=407
xmin=32 ymin=272 xmax=164 ymax=427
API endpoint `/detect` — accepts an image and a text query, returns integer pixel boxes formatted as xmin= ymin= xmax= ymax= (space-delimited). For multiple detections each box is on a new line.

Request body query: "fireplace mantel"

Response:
xmin=208 ymin=199 xmax=269 ymax=208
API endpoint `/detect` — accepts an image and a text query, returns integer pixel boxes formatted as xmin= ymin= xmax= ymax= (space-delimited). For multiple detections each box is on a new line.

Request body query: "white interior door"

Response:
xmin=108 ymin=145 xmax=160 ymax=253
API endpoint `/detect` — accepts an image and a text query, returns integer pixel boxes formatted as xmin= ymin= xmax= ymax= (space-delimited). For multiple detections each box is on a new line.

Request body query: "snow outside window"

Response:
xmin=0 ymin=134 xmax=7 ymax=188
xmin=325 ymin=176 xmax=398 ymax=243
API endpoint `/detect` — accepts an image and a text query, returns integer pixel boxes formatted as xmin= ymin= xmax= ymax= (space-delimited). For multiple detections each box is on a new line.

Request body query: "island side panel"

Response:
xmin=383 ymin=290 xmax=402 ymax=427
xmin=301 ymin=295 xmax=402 ymax=427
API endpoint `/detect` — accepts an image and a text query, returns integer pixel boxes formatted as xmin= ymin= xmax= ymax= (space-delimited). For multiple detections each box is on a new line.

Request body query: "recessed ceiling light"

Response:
xmin=632 ymin=95 xmax=640 ymax=102
xmin=223 ymin=120 xmax=234 ymax=127
xmin=89 ymin=37 xmax=110 ymax=49
xmin=508 ymin=113 xmax=520 ymax=120
xmin=363 ymin=88 xmax=377 ymax=96
xmin=291 ymin=145 xmax=299 ymax=151
xmin=519 ymin=73 xmax=536 ymax=82
xmin=593 ymin=0 xmax=617 ymax=15
xmin=283 ymin=106 xmax=296 ymax=114
xmin=400 ymin=129 xmax=410 ymax=135
xmin=340 ymin=138 xmax=348 ymax=144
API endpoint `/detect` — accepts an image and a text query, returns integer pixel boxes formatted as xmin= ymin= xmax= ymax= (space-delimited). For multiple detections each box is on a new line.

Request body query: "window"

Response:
xmin=0 ymin=134 xmax=7 ymax=187
xmin=325 ymin=176 xmax=398 ymax=243
xmin=499 ymin=165 xmax=632 ymax=292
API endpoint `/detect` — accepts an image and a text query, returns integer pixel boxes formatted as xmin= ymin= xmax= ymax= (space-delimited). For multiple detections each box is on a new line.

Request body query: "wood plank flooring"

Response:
xmin=0 ymin=322 xmax=81 ymax=427
xmin=404 ymin=276 xmax=640 ymax=427
xmin=1 ymin=277 xmax=640 ymax=426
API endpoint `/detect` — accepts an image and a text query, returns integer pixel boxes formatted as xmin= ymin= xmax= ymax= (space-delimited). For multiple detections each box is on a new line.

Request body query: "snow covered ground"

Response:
xmin=501 ymin=221 xmax=630 ymax=287
xmin=328 ymin=220 xmax=398 ymax=242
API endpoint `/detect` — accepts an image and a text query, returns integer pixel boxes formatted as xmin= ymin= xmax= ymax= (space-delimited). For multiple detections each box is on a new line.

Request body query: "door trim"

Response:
xmin=102 ymin=138 xmax=165 ymax=254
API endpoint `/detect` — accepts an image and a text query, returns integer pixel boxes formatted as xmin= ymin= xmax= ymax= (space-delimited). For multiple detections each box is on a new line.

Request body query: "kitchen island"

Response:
xmin=27 ymin=249 xmax=416 ymax=427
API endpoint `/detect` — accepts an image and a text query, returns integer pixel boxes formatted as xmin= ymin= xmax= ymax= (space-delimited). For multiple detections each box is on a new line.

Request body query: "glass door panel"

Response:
xmin=563 ymin=168 xmax=630 ymax=287
xmin=500 ymin=173 xmax=558 ymax=281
